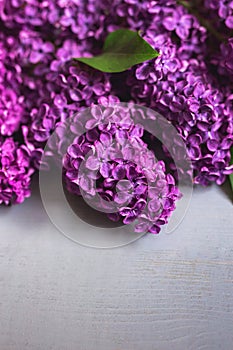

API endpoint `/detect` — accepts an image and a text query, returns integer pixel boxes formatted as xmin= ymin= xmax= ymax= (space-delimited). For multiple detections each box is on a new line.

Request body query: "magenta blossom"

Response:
xmin=0 ymin=138 xmax=35 ymax=205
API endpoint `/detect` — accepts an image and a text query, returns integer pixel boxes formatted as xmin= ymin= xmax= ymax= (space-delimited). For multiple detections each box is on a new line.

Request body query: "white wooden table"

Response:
xmin=0 ymin=178 xmax=233 ymax=350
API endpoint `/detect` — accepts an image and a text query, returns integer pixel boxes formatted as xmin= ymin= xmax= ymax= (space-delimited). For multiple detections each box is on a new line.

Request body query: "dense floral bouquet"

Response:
xmin=0 ymin=0 xmax=232 ymax=234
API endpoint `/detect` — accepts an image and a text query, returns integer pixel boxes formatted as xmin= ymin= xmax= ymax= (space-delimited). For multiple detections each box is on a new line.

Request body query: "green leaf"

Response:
xmin=74 ymin=29 xmax=159 ymax=73
xmin=230 ymin=147 xmax=233 ymax=193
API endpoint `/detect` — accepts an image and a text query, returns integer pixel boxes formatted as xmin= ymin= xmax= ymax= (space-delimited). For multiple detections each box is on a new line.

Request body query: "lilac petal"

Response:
xmin=148 ymin=199 xmax=161 ymax=212
xmin=199 ymin=104 xmax=213 ymax=119
xmin=51 ymin=60 xmax=61 ymax=71
xmin=99 ymin=132 xmax=112 ymax=145
xmin=193 ymin=83 xmax=205 ymax=98
xmin=216 ymin=175 xmax=226 ymax=186
xmin=93 ymin=83 xmax=106 ymax=96
xmin=68 ymin=144 xmax=82 ymax=158
xmin=82 ymin=86 xmax=93 ymax=101
xmin=85 ymin=119 xmax=98 ymax=130
xmin=197 ymin=121 xmax=209 ymax=131
xmin=116 ymin=179 xmax=133 ymax=192
xmin=112 ymin=164 xmax=126 ymax=180
xmin=123 ymin=213 xmax=137 ymax=225
xmin=115 ymin=192 xmax=131 ymax=205
xmin=213 ymin=150 xmax=226 ymax=162
xmin=167 ymin=58 xmax=180 ymax=73
xmin=54 ymin=94 xmax=67 ymax=108
xmin=69 ymin=89 xmax=83 ymax=101
xmin=148 ymin=187 xmax=161 ymax=197
xmin=134 ymin=221 xmax=149 ymax=233
xmin=164 ymin=198 xmax=174 ymax=210
xmin=166 ymin=174 xmax=175 ymax=185
xmin=39 ymin=103 xmax=49 ymax=118
xmin=81 ymin=143 xmax=92 ymax=155
xmin=34 ymin=130 xmax=49 ymax=142
xmin=181 ymin=15 xmax=193 ymax=28
xmin=103 ymin=107 xmax=115 ymax=119
xmin=212 ymin=160 xmax=225 ymax=170
xmin=161 ymin=92 xmax=172 ymax=106
xmin=219 ymin=4 xmax=228 ymax=18
xmin=176 ymin=25 xmax=189 ymax=40
xmin=43 ymin=42 xmax=54 ymax=53
xmin=104 ymin=178 xmax=116 ymax=189
xmin=163 ymin=17 xmax=176 ymax=31
xmin=134 ymin=183 xmax=147 ymax=195
xmin=136 ymin=63 xmax=151 ymax=80
xmin=188 ymin=134 xmax=202 ymax=146
xmin=221 ymin=137 xmax=233 ymax=150
xmin=211 ymin=121 xmax=222 ymax=132
xmin=188 ymin=147 xmax=201 ymax=160
xmin=224 ymin=164 xmax=233 ymax=174
xmin=79 ymin=176 xmax=94 ymax=195
xmin=67 ymin=75 xmax=79 ymax=87
xmin=100 ymin=162 xmax=111 ymax=178
xmin=115 ymin=129 xmax=128 ymax=145
xmin=207 ymin=139 xmax=218 ymax=152
xmin=70 ymin=120 xmax=85 ymax=135
xmin=140 ymin=151 xmax=155 ymax=169
xmin=86 ymin=156 xmax=100 ymax=170
xmin=71 ymin=158 xmax=82 ymax=170
xmin=66 ymin=169 xmax=79 ymax=180
xmin=189 ymin=99 xmax=199 ymax=113
xmin=95 ymin=142 xmax=105 ymax=159
xmin=133 ymin=198 xmax=146 ymax=212
xmin=30 ymin=51 xmax=42 ymax=64
xmin=170 ymin=96 xmax=185 ymax=112
xmin=149 ymin=225 xmax=160 ymax=234
xmin=226 ymin=16 xmax=233 ymax=28
xmin=42 ymin=117 xmax=54 ymax=130
xmin=86 ymin=128 xmax=99 ymax=142
xmin=156 ymin=179 xmax=167 ymax=188
xmin=130 ymin=125 xmax=144 ymax=137
xmin=120 ymin=207 xmax=132 ymax=216
xmin=57 ymin=74 xmax=67 ymax=86
xmin=91 ymin=105 xmax=102 ymax=119
xmin=1 ymin=156 xmax=10 ymax=167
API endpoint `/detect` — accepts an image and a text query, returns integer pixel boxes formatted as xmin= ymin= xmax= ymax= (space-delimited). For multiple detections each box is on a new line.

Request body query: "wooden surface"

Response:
xmin=0 ymin=179 xmax=233 ymax=350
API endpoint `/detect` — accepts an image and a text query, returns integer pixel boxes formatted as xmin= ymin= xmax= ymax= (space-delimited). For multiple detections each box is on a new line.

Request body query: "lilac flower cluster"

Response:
xmin=25 ymin=62 xmax=113 ymax=149
xmin=0 ymin=0 xmax=119 ymax=205
xmin=62 ymin=115 xmax=181 ymax=233
xmin=0 ymin=0 xmax=232 ymax=238
xmin=0 ymin=33 xmax=25 ymax=136
xmin=204 ymin=0 xmax=233 ymax=29
xmin=0 ymin=138 xmax=34 ymax=205
xmin=126 ymin=3 xmax=233 ymax=185
xmin=211 ymin=38 xmax=233 ymax=78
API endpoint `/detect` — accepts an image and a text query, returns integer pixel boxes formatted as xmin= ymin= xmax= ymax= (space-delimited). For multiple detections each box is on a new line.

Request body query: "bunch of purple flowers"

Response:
xmin=62 ymin=107 xmax=181 ymax=233
xmin=0 ymin=0 xmax=232 ymax=233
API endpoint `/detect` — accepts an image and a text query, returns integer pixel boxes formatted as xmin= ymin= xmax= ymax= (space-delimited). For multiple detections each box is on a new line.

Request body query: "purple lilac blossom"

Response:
xmin=204 ymin=0 xmax=233 ymax=29
xmin=211 ymin=38 xmax=233 ymax=78
xmin=0 ymin=32 xmax=25 ymax=135
xmin=0 ymin=86 xmax=24 ymax=136
xmin=0 ymin=137 xmax=34 ymax=205
xmin=0 ymin=0 xmax=232 ymax=209
xmin=126 ymin=4 xmax=233 ymax=185
xmin=63 ymin=122 xmax=181 ymax=234
xmin=24 ymin=62 xmax=114 ymax=153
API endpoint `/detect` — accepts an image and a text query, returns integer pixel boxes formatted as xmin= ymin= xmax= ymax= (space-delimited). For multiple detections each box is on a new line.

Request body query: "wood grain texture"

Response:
xmin=0 ymin=180 xmax=233 ymax=350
